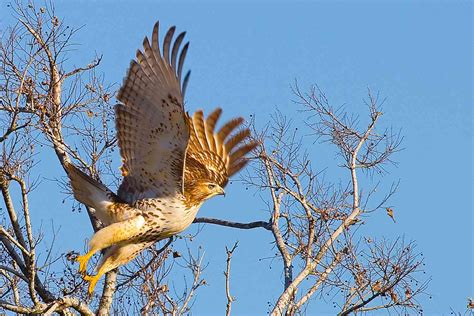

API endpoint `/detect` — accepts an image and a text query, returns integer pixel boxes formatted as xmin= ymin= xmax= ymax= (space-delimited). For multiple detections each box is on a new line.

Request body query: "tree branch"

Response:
xmin=193 ymin=217 xmax=271 ymax=230
xmin=224 ymin=242 xmax=238 ymax=316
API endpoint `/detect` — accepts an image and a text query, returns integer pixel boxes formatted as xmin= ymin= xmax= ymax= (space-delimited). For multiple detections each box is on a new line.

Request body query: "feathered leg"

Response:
xmin=83 ymin=242 xmax=152 ymax=294
xmin=76 ymin=215 xmax=146 ymax=275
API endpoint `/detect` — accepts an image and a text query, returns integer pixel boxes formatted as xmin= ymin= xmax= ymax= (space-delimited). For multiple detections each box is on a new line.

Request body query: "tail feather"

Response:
xmin=64 ymin=163 xmax=117 ymax=224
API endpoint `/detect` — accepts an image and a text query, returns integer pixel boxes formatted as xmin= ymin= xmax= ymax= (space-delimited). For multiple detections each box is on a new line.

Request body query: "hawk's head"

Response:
xmin=202 ymin=182 xmax=226 ymax=198
xmin=184 ymin=180 xmax=225 ymax=207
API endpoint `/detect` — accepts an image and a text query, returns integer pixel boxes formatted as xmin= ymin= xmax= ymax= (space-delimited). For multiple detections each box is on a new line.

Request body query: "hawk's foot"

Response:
xmin=76 ymin=253 xmax=93 ymax=275
xmin=83 ymin=273 xmax=100 ymax=295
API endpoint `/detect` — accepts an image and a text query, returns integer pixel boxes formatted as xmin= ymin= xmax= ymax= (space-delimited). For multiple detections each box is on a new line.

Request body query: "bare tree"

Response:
xmin=0 ymin=1 xmax=429 ymax=315
xmin=0 ymin=1 xmax=116 ymax=314
xmin=212 ymin=84 xmax=428 ymax=315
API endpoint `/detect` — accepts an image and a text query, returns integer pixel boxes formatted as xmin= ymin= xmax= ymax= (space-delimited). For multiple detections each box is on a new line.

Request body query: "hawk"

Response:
xmin=65 ymin=22 xmax=256 ymax=294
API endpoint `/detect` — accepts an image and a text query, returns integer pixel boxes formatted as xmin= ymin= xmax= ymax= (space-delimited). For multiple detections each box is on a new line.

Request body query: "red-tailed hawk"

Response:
xmin=65 ymin=22 xmax=256 ymax=294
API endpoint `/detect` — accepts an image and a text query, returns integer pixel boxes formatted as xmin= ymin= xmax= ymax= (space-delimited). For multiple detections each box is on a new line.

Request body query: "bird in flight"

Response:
xmin=65 ymin=22 xmax=257 ymax=294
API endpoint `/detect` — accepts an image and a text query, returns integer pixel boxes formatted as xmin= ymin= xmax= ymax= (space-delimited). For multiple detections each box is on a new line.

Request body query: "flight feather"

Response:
xmin=116 ymin=22 xmax=190 ymax=203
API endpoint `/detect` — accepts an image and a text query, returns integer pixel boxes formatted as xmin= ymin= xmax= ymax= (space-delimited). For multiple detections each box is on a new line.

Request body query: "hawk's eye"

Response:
xmin=207 ymin=184 xmax=216 ymax=190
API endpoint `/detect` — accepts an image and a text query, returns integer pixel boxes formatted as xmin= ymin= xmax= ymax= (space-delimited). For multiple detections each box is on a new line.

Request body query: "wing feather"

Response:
xmin=225 ymin=129 xmax=250 ymax=154
xmin=151 ymin=22 xmax=161 ymax=57
xmin=229 ymin=143 xmax=257 ymax=165
xmin=116 ymin=22 xmax=190 ymax=203
xmin=163 ymin=26 xmax=175 ymax=65
xmin=205 ymin=108 xmax=222 ymax=152
xmin=178 ymin=43 xmax=189 ymax=81
xmin=193 ymin=111 xmax=209 ymax=149
xmin=184 ymin=108 xmax=257 ymax=188
xmin=171 ymin=32 xmax=186 ymax=70
xmin=216 ymin=118 xmax=244 ymax=156
xmin=228 ymin=159 xmax=249 ymax=177
xmin=182 ymin=70 xmax=191 ymax=98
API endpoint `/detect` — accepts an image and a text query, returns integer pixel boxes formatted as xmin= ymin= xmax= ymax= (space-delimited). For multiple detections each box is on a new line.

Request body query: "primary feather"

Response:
xmin=185 ymin=109 xmax=257 ymax=189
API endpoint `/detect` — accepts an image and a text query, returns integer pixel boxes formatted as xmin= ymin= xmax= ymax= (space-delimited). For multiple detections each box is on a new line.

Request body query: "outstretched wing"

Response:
xmin=184 ymin=108 xmax=257 ymax=188
xmin=116 ymin=22 xmax=191 ymax=203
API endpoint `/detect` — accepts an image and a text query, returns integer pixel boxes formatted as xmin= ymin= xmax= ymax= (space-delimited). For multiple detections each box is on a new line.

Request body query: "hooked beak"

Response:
xmin=217 ymin=186 xmax=226 ymax=197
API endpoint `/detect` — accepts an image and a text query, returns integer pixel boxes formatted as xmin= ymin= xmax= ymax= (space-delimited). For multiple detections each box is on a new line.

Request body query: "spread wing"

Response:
xmin=116 ymin=22 xmax=191 ymax=203
xmin=184 ymin=108 xmax=258 ymax=188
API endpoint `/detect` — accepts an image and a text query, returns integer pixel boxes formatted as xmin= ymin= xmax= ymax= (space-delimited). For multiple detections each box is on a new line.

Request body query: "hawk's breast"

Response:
xmin=133 ymin=196 xmax=200 ymax=241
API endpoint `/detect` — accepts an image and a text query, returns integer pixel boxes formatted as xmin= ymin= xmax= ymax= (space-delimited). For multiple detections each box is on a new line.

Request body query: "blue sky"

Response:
xmin=1 ymin=0 xmax=472 ymax=314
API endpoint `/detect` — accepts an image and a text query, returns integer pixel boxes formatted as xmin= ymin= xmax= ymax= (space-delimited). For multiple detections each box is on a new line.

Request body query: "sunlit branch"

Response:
xmin=193 ymin=217 xmax=271 ymax=230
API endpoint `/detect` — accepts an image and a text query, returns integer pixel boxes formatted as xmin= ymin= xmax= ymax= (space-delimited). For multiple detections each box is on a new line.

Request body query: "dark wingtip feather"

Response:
xmin=152 ymin=22 xmax=160 ymax=55
xmin=163 ymin=26 xmax=176 ymax=64
xmin=182 ymin=70 xmax=191 ymax=97
xmin=171 ymin=32 xmax=186 ymax=71
xmin=178 ymin=42 xmax=189 ymax=81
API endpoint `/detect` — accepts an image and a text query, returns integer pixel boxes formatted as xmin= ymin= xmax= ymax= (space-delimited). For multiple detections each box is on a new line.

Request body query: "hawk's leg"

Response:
xmin=76 ymin=215 xmax=146 ymax=275
xmin=84 ymin=273 xmax=102 ymax=295
xmin=84 ymin=242 xmax=152 ymax=294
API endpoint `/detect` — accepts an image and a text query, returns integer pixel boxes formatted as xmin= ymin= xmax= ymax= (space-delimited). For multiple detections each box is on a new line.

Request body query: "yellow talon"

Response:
xmin=83 ymin=274 xmax=94 ymax=281
xmin=76 ymin=252 xmax=93 ymax=275
xmin=83 ymin=274 xmax=100 ymax=295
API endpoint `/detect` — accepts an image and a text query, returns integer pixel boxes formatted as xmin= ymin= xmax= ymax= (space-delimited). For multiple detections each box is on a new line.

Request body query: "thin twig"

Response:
xmin=224 ymin=242 xmax=238 ymax=316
